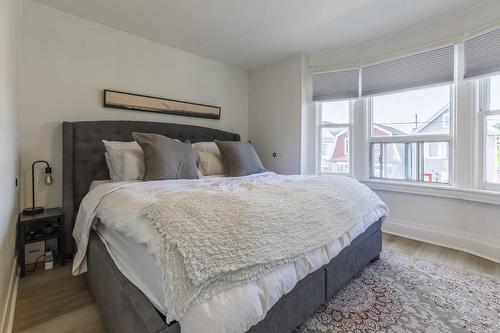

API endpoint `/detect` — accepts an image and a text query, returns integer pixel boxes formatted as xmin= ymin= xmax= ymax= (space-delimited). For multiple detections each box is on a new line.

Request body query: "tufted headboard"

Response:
xmin=62 ymin=120 xmax=240 ymax=257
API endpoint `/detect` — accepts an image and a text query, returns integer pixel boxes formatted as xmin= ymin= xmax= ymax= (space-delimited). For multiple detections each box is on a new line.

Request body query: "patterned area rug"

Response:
xmin=296 ymin=250 xmax=500 ymax=333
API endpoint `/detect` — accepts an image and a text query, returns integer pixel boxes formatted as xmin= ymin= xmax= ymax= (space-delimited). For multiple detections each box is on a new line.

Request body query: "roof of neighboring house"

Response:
xmin=326 ymin=127 xmax=347 ymax=137
xmin=373 ymin=123 xmax=406 ymax=136
xmin=322 ymin=121 xmax=404 ymax=137
xmin=413 ymin=104 xmax=449 ymax=134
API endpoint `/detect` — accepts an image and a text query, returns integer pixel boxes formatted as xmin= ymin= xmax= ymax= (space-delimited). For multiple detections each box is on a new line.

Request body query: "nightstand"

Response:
xmin=18 ymin=207 xmax=65 ymax=277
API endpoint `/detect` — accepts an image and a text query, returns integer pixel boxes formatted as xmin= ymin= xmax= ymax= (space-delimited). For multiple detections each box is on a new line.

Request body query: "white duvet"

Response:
xmin=72 ymin=172 xmax=387 ymax=333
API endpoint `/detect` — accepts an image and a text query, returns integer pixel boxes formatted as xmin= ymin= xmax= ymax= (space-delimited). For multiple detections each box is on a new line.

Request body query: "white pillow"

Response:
xmin=103 ymin=140 xmax=141 ymax=153
xmin=105 ymin=152 xmax=119 ymax=181
xmin=197 ymin=151 xmax=226 ymax=176
xmin=192 ymin=142 xmax=221 ymax=155
xmin=192 ymin=142 xmax=226 ymax=176
xmin=103 ymin=140 xmax=145 ymax=181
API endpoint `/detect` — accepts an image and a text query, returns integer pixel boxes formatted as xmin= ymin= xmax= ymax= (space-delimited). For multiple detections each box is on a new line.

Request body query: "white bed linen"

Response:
xmin=77 ymin=173 xmax=387 ymax=333
xmin=94 ymin=206 xmax=385 ymax=328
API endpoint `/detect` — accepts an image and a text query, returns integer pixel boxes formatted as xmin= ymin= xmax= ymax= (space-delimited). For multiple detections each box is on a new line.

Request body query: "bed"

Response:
xmin=62 ymin=120 xmax=387 ymax=333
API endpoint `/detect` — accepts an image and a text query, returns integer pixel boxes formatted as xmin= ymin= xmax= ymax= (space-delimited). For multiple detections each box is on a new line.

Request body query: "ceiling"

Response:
xmin=33 ymin=0 xmax=491 ymax=70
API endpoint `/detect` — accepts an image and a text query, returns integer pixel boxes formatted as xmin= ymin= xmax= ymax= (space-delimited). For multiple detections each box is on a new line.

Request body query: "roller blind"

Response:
xmin=361 ymin=45 xmax=455 ymax=96
xmin=464 ymin=27 xmax=500 ymax=79
xmin=312 ymin=69 xmax=359 ymax=101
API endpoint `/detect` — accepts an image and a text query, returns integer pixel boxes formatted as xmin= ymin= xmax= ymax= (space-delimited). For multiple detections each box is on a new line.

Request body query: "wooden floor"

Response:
xmin=12 ymin=234 xmax=500 ymax=333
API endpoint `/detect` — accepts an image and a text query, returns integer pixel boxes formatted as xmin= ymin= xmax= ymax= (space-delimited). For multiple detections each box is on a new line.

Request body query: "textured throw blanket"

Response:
xmin=144 ymin=175 xmax=388 ymax=321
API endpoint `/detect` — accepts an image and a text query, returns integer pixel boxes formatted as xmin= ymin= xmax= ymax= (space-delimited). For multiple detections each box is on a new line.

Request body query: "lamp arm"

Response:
xmin=32 ymin=160 xmax=50 ymax=169
xmin=31 ymin=160 xmax=51 ymax=210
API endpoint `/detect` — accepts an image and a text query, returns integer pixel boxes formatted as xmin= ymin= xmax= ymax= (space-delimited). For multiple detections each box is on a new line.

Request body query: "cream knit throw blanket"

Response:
xmin=144 ymin=175 xmax=388 ymax=322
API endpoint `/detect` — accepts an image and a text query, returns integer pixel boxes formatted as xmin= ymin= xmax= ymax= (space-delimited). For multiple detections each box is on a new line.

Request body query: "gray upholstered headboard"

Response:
xmin=62 ymin=120 xmax=240 ymax=257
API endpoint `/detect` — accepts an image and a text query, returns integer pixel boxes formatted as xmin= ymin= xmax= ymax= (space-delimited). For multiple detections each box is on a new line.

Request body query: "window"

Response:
xmin=317 ymin=100 xmax=351 ymax=174
xmin=479 ymin=74 xmax=500 ymax=186
xmin=369 ymin=84 xmax=452 ymax=183
xmin=370 ymin=142 xmax=416 ymax=180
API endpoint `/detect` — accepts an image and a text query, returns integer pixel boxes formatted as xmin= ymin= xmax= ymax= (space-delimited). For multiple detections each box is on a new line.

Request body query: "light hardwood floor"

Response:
xmin=12 ymin=234 xmax=500 ymax=333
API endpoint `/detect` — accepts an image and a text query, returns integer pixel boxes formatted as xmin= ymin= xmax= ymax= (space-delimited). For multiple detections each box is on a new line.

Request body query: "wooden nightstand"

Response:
xmin=18 ymin=207 xmax=65 ymax=277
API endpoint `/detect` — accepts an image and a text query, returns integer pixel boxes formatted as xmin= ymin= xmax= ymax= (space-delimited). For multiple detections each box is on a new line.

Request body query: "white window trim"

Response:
xmin=316 ymin=100 xmax=353 ymax=176
xmin=366 ymin=84 xmax=454 ymax=185
xmin=360 ymin=178 xmax=500 ymax=206
xmin=477 ymin=77 xmax=500 ymax=191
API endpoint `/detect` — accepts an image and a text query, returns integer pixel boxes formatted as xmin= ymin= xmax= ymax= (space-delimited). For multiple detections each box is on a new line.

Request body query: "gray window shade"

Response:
xmin=362 ymin=45 xmax=454 ymax=96
xmin=464 ymin=27 xmax=500 ymax=79
xmin=312 ymin=69 xmax=359 ymax=101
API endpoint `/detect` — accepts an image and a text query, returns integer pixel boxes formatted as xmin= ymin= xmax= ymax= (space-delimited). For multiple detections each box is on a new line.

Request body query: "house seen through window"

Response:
xmin=369 ymin=84 xmax=451 ymax=183
xmin=317 ymin=100 xmax=351 ymax=174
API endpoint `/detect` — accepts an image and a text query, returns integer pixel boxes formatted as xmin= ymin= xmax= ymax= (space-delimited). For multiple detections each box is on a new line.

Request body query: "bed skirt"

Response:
xmin=86 ymin=219 xmax=382 ymax=333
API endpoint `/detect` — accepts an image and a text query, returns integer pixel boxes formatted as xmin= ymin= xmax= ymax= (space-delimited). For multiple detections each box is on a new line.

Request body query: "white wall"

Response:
xmin=0 ymin=0 xmax=20 ymax=329
xmin=20 ymin=0 xmax=249 ymax=209
xmin=309 ymin=1 xmax=500 ymax=70
xmin=248 ymin=54 xmax=304 ymax=175
xmin=379 ymin=191 xmax=500 ymax=263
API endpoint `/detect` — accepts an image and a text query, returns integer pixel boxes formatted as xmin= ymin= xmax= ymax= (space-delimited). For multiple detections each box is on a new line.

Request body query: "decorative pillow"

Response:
xmin=132 ymin=132 xmax=199 ymax=180
xmin=215 ymin=141 xmax=266 ymax=177
xmin=115 ymin=149 xmax=145 ymax=181
xmin=197 ymin=151 xmax=226 ymax=176
xmin=191 ymin=142 xmax=226 ymax=176
xmin=104 ymin=152 xmax=119 ymax=181
xmin=102 ymin=140 xmax=144 ymax=181
xmin=192 ymin=142 xmax=221 ymax=156
xmin=103 ymin=140 xmax=141 ymax=152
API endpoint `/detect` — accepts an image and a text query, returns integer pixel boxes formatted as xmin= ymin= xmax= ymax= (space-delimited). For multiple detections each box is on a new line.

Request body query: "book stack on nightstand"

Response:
xmin=17 ymin=207 xmax=65 ymax=277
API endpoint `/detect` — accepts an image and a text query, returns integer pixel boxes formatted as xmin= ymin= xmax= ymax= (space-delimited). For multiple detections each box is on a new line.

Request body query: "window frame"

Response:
xmin=367 ymin=84 xmax=454 ymax=185
xmin=477 ymin=76 xmax=500 ymax=191
xmin=316 ymin=100 xmax=354 ymax=176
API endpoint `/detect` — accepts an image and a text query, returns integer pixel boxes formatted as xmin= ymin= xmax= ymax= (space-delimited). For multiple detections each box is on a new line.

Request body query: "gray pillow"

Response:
xmin=132 ymin=132 xmax=199 ymax=180
xmin=215 ymin=140 xmax=266 ymax=177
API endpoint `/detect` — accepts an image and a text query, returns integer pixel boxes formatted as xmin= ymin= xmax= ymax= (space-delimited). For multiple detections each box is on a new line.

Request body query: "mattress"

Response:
xmin=95 ymin=223 xmax=167 ymax=313
xmin=94 ymin=204 xmax=385 ymax=333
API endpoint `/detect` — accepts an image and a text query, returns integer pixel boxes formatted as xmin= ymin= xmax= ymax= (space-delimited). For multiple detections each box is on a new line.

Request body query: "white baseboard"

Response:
xmin=1 ymin=257 xmax=18 ymax=333
xmin=383 ymin=218 xmax=500 ymax=264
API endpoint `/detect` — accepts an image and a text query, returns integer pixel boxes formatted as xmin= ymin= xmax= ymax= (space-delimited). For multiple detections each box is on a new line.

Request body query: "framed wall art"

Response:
xmin=103 ymin=90 xmax=221 ymax=120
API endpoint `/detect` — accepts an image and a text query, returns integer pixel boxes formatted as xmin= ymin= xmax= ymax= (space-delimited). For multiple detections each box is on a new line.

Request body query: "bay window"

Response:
xmin=308 ymin=26 xmax=500 ymax=196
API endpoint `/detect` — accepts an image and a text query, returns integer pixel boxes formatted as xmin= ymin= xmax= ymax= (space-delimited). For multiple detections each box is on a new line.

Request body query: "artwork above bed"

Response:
xmin=103 ymin=89 xmax=221 ymax=120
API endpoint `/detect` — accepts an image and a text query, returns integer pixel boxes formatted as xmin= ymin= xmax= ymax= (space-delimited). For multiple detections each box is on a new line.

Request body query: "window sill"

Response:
xmin=359 ymin=178 xmax=500 ymax=206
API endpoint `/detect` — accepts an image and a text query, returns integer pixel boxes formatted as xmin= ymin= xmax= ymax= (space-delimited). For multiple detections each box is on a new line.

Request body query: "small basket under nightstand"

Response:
xmin=17 ymin=207 xmax=65 ymax=277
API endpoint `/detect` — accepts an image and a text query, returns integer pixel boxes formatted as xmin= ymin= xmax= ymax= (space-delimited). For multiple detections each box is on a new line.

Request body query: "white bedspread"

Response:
xmin=72 ymin=172 xmax=388 ymax=333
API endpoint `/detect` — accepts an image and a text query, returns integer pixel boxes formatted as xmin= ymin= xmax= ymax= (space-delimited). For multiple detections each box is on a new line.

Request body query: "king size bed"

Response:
xmin=62 ymin=120 xmax=387 ymax=333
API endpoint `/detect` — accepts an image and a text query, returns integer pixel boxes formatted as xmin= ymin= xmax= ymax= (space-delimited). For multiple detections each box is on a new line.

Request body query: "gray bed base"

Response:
xmin=87 ymin=219 xmax=382 ymax=333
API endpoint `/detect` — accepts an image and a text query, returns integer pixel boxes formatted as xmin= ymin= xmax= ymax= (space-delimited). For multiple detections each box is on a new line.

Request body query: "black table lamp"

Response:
xmin=23 ymin=160 xmax=53 ymax=215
